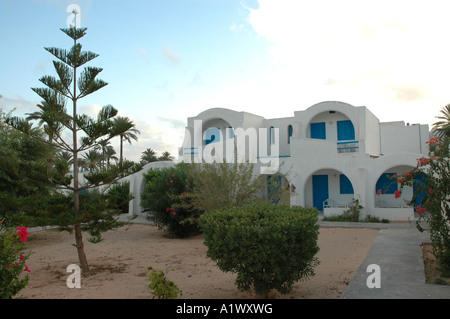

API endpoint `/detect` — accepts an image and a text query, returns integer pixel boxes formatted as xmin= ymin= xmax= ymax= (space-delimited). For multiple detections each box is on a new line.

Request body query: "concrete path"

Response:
xmin=335 ymin=221 xmax=450 ymax=299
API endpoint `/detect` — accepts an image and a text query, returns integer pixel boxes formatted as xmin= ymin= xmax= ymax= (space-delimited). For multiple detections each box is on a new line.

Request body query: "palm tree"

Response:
xmin=81 ymin=149 xmax=103 ymax=172
xmin=434 ymin=104 xmax=450 ymax=139
xmin=111 ymin=116 xmax=140 ymax=163
xmin=104 ymin=145 xmax=118 ymax=169
xmin=158 ymin=151 xmax=174 ymax=161
xmin=140 ymin=148 xmax=158 ymax=165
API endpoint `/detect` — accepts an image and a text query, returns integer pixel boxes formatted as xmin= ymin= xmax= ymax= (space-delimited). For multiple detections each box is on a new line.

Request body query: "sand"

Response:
xmin=18 ymin=223 xmax=379 ymax=299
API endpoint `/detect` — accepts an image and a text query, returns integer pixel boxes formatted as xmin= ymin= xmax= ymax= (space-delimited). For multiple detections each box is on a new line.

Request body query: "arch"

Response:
xmin=299 ymin=101 xmax=360 ymax=140
xmin=303 ymin=168 xmax=356 ymax=211
xmin=374 ymin=164 xmax=415 ymax=208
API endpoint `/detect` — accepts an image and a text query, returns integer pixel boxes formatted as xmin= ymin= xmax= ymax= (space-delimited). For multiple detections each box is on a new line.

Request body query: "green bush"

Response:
xmin=147 ymin=266 xmax=183 ymax=299
xmin=141 ymin=163 xmax=202 ymax=237
xmin=199 ymin=202 xmax=320 ymax=297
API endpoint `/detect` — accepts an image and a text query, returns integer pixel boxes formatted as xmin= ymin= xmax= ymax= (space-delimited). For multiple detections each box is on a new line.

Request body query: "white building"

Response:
xmin=177 ymin=101 xmax=430 ymax=221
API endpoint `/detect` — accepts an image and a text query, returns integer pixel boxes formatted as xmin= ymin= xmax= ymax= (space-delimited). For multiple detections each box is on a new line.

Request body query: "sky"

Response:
xmin=1 ymin=0 xmax=450 ymax=163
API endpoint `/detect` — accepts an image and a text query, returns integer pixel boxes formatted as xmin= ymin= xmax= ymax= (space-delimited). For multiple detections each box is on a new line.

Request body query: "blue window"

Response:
xmin=339 ymin=174 xmax=354 ymax=194
xmin=376 ymin=173 xmax=397 ymax=194
xmin=288 ymin=125 xmax=293 ymax=144
xmin=310 ymin=122 xmax=326 ymax=139
xmin=270 ymin=126 xmax=275 ymax=144
xmin=205 ymin=127 xmax=220 ymax=145
xmin=337 ymin=120 xmax=355 ymax=141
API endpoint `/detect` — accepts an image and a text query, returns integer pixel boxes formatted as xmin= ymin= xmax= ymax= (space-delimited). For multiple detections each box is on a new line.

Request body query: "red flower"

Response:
xmin=20 ymin=252 xmax=24 ymax=261
xmin=172 ymin=212 xmax=176 ymax=216
xmin=24 ymin=265 xmax=31 ymax=273
xmin=166 ymin=208 xmax=170 ymax=212
xmin=7 ymin=265 xmax=11 ymax=269
xmin=394 ymin=190 xmax=401 ymax=199
xmin=377 ymin=189 xmax=381 ymax=196
xmin=428 ymin=188 xmax=432 ymax=194
xmin=16 ymin=226 xmax=29 ymax=242
xmin=172 ymin=174 xmax=175 ymax=177
xmin=397 ymin=178 xmax=404 ymax=184
xmin=171 ymin=207 xmax=175 ymax=211
xmin=170 ymin=180 xmax=173 ymax=183
xmin=416 ymin=205 xmax=427 ymax=214
xmin=180 ymin=193 xmax=185 ymax=196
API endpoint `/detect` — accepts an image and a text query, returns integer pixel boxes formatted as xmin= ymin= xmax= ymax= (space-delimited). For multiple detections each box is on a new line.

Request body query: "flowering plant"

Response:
xmin=141 ymin=163 xmax=202 ymax=237
xmin=0 ymin=220 xmax=31 ymax=299
xmin=397 ymin=136 xmax=450 ymax=271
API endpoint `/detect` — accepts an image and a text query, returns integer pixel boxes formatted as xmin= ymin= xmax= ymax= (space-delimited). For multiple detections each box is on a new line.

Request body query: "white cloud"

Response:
xmin=236 ymin=0 xmax=450 ymax=125
xmin=162 ymin=46 xmax=180 ymax=67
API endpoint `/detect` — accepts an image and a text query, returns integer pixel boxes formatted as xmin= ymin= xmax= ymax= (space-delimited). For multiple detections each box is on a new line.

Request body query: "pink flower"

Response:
xmin=166 ymin=208 xmax=170 ymax=212
xmin=170 ymin=180 xmax=173 ymax=183
xmin=377 ymin=189 xmax=382 ymax=196
xmin=180 ymin=193 xmax=185 ymax=196
xmin=172 ymin=212 xmax=176 ymax=216
xmin=171 ymin=207 xmax=175 ymax=211
xmin=172 ymin=174 xmax=175 ymax=177
xmin=394 ymin=190 xmax=401 ymax=199
xmin=24 ymin=265 xmax=31 ymax=273
xmin=16 ymin=226 xmax=29 ymax=242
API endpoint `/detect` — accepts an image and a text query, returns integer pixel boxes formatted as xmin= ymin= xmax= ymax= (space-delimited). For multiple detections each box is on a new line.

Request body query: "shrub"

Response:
xmin=147 ymin=266 xmax=183 ymax=299
xmin=105 ymin=181 xmax=133 ymax=215
xmin=141 ymin=163 xmax=202 ymax=237
xmin=0 ymin=219 xmax=31 ymax=299
xmin=199 ymin=202 xmax=320 ymax=297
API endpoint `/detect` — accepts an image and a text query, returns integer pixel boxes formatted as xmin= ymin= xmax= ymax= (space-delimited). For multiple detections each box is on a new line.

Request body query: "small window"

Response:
xmin=288 ymin=125 xmax=293 ymax=144
xmin=376 ymin=173 xmax=397 ymax=194
xmin=339 ymin=174 xmax=354 ymax=194
xmin=270 ymin=126 xmax=275 ymax=144
xmin=310 ymin=122 xmax=326 ymax=139
xmin=205 ymin=127 xmax=221 ymax=145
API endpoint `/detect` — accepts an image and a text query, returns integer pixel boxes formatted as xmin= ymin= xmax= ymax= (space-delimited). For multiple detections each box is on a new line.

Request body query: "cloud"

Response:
xmin=162 ymin=46 xmax=180 ymax=66
xmin=135 ymin=47 xmax=148 ymax=60
xmin=238 ymin=0 xmax=450 ymax=125
xmin=157 ymin=117 xmax=186 ymax=129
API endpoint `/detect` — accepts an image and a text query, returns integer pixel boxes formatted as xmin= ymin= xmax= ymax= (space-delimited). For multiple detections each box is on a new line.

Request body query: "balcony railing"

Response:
xmin=337 ymin=140 xmax=359 ymax=153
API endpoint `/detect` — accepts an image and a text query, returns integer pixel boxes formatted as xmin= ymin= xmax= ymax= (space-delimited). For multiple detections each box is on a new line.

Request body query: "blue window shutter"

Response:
xmin=337 ymin=120 xmax=355 ymax=141
xmin=310 ymin=122 xmax=326 ymax=139
xmin=376 ymin=173 xmax=398 ymax=194
xmin=205 ymin=127 xmax=221 ymax=145
xmin=339 ymin=174 xmax=354 ymax=194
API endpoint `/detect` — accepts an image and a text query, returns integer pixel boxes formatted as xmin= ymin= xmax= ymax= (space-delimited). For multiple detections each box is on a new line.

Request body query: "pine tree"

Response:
xmin=5 ymin=12 xmax=140 ymax=275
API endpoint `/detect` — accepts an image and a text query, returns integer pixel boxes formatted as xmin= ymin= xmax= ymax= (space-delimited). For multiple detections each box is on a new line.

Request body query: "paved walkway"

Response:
xmin=330 ymin=221 xmax=450 ymax=299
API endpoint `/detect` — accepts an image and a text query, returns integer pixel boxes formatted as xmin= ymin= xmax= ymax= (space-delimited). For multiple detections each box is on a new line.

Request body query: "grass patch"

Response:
xmin=422 ymin=243 xmax=450 ymax=285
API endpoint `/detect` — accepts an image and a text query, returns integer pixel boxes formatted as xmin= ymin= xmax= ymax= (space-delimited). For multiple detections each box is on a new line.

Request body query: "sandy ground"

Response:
xmin=18 ymin=224 xmax=379 ymax=299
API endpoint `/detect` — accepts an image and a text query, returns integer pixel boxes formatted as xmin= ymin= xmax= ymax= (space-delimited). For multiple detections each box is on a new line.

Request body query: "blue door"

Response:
xmin=310 ymin=122 xmax=326 ymax=139
xmin=337 ymin=120 xmax=355 ymax=141
xmin=313 ymin=175 xmax=329 ymax=210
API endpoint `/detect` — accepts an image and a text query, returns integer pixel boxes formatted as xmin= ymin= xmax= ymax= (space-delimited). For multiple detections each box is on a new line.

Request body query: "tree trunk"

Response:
xmin=74 ymin=223 xmax=89 ymax=276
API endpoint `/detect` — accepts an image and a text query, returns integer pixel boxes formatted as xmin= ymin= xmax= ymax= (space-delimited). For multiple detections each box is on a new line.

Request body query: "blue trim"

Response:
xmin=184 ymin=147 xmax=198 ymax=150
xmin=336 ymin=140 xmax=359 ymax=145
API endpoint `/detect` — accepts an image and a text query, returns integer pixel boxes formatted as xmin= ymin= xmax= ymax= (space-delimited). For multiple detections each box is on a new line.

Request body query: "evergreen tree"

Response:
xmin=5 ymin=14 xmax=140 ymax=275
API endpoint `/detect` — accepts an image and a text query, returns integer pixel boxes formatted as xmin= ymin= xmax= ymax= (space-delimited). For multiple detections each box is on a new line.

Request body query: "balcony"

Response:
xmin=337 ymin=140 xmax=359 ymax=153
